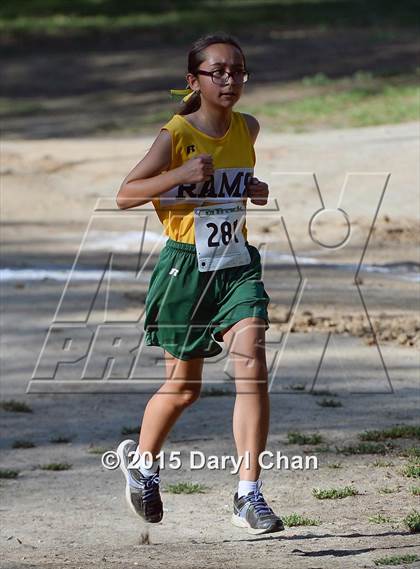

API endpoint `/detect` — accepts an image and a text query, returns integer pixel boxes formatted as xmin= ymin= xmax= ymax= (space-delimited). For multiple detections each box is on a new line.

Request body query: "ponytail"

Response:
xmin=178 ymin=90 xmax=202 ymax=116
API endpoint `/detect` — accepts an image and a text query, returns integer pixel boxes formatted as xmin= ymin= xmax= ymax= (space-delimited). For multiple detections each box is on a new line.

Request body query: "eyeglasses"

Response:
xmin=196 ymin=69 xmax=249 ymax=85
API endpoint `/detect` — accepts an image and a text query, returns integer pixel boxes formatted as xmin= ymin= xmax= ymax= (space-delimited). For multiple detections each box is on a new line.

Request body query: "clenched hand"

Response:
xmin=246 ymin=177 xmax=269 ymax=206
xmin=177 ymin=154 xmax=214 ymax=184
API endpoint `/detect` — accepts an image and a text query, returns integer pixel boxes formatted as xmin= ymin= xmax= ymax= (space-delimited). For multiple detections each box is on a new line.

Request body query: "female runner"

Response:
xmin=116 ymin=32 xmax=284 ymax=535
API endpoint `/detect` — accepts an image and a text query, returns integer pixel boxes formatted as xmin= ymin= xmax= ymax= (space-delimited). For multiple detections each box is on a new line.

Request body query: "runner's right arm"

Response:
xmin=116 ymin=130 xmax=214 ymax=209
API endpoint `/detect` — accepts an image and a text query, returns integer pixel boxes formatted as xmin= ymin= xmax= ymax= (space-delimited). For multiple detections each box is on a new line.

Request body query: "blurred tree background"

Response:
xmin=1 ymin=1 xmax=418 ymax=37
xmin=1 ymin=0 xmax=418 ymax=137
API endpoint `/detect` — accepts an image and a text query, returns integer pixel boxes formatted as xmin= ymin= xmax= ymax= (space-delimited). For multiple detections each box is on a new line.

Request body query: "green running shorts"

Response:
xmin=144 ymin=238 xmax=270 ymax=360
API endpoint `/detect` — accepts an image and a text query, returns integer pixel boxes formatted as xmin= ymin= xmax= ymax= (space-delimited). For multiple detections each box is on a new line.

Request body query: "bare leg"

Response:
xmin=138 ymin=351 xmax=203 ymax=459
xmin=222 ymin=317 xmax=269 ymax=481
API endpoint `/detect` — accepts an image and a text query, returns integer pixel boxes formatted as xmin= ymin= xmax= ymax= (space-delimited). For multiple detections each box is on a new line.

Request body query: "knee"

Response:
xmin=160 ymin=379 xmax=202 ymax=407
xmin=175 ymin=389 xmax=201 ymax=408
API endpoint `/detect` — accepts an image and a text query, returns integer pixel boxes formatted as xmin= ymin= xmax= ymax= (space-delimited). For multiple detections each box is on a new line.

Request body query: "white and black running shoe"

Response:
xmin=231 ymin=480 xmax=284 ymax=535
xmin=117 ymin=439 xmax=163 ymax=523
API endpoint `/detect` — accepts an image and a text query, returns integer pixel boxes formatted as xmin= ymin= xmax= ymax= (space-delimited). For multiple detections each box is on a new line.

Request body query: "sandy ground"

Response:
xmin=1 ymin=122 xmax=419 ymax=568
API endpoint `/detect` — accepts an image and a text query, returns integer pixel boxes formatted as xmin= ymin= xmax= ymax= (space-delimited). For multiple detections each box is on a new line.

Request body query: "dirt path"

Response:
xmin=1 ymin=122 xmax=419 ymax=568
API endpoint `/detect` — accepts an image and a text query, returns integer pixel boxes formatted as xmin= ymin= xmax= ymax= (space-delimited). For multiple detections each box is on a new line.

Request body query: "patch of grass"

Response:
xmin=402 ymin=463 xmax=420 ymax=479
xmin=373 ymin=459 xmax=394 ymax=467
xmin=121 ymin=425 xmax=139 ymax=435
xmin=360 ymin=425 xmax=420 ymax=442
xmin=289 ymin=383 xmax=306 ymax=391
xmin=312 ymin=486 xmax=358 ymax=500
xmin=0 ymin=13 xmax=196 ymax=35
xmin=410 ymin=486 xmax=420 ymax=496
xmin=400 ymin=447 xmax=420 ymax=459
xmin=12 ymin=440 xmax=36 ymax=448
xmin=0 ymin=468 xmax=20 ymax=479
xmin=165 ymin=482 xmax=207 ymax=494
xmin=201 ymin=387 xmax=232 ymax=397
xmin=374 ymin=554 xmax=419 ymax=566
xmin=1 ymin=2 xmax=416 ymax=38
xmin=301 ymin=72 xmax=333 ymax=87
xmin=327 ymin=462 xmax=342 ymax=469
xmin=50 ymin=435 xmax=72 ymax=443
xmin=312 ymin=445 xmax=330 ymax=453
xmin=139 ymin=110 xmax=174 ymax=126
xmin=368 ymin=513 xmax=395 ymax=524
xmin=403 ymin=510 xmax=420 ymax=533
xmin=0 ymin=97 xmax=45 ymax=117
xmin=0 ymin=399 xmax=32 ymax=413
xmin=401 ymin=448 xmax=420 ymax=478
xmin=378 ymin=486 xmax=400 ymax=494
xmin=241 ymin=76 xmax=420 ymax=132
xmin=287 ymin=431 xmax=323 ymax=445
xmin=87 ymin=446 xmax=109 ymax=455
xmin=283 ymin=513 xmax=321 ymax=527
xmin=96 ymin=109 xmax=174 ymax=135
xmin=39 ymin=462 xmax=72 ymax=471
xmin=336 ymin=442 xmax=393 ymax=455
xmin=316 ymin=398 xmax=342 ymax=408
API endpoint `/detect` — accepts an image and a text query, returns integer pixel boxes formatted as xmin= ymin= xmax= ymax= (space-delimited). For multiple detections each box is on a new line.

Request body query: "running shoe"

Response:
xmin=117 ymin=439 xmax=163 ymax=523
xmin=231 ymin=480 xmax=284 ymax=535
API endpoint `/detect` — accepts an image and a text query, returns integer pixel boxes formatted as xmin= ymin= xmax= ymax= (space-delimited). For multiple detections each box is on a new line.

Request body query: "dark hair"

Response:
xmin=178 ymin=32 xmax=247 ymax=116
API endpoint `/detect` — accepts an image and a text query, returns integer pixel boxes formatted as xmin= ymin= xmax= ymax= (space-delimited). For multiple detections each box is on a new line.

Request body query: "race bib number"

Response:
xmin=194 ymin=202 xmax=251 ymax=272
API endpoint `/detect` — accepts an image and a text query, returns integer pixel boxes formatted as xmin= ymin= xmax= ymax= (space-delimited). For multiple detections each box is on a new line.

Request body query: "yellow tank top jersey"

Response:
xmin=153 ymin=111 xmax=255 ymax=244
